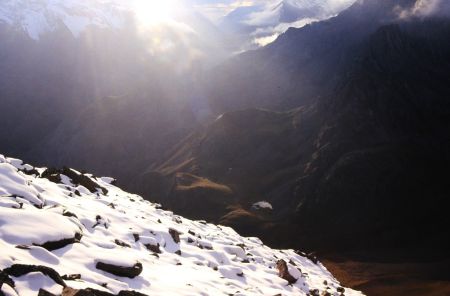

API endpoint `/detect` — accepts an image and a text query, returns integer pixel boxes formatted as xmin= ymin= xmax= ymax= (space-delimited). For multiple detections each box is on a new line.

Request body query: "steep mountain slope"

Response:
xmin=0 ymin=154 xmax=363 ymax=296
xmin=220 ymin=0 xmax=355 ymax=49
xmin=206 ymin=0 xmax=416 ymax=113
xmin=141 ymin=16 xmax=450 ymax=254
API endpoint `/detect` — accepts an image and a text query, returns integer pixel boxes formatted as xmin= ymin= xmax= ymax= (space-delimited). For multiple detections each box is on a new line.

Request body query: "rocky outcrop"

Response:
xmin=4 ymin=264 xmax=66 ymax=287
xmin=276 ymin=260 xmax=297 ymax=284
xmin=95 ymin=262 xmax=143 ymax=278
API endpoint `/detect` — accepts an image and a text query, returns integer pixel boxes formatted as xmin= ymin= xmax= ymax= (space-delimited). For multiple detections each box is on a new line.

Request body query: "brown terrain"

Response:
xmin=322 ymin=251 xmax=450 ymax=296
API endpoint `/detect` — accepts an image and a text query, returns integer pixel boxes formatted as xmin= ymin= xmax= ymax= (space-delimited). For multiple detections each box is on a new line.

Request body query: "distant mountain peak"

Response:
xmin=0 ymin=0 xmax=126 ymax=39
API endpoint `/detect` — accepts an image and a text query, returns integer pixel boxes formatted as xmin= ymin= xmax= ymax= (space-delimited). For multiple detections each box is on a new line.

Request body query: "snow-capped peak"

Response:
xmin=0 ymin=0 xmax=127 ymax=39
xmin=0 ymin=154 xmax=364 ymax=295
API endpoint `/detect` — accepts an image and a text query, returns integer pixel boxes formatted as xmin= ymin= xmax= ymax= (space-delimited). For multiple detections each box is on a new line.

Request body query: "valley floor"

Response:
xmin=321 ymin=251 xmax=450 ymax=296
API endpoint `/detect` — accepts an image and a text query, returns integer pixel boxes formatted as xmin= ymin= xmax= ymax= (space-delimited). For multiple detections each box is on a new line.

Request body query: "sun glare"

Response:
xmin=133 ymin=0 xmax=178 ymax=25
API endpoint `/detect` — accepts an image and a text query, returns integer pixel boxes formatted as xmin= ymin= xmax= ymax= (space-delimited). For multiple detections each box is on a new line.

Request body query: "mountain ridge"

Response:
xmin=0 ymin=154 xmax=363 ymax=296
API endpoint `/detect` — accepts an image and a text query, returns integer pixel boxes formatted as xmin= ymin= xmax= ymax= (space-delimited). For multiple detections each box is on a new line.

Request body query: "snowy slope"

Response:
xmin=0 ymin=154 xmax=364 ymax=296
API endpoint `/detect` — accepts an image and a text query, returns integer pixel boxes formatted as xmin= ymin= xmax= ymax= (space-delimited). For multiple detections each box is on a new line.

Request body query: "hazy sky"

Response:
xmin=193 ymin=0 xmax=258 ymax=21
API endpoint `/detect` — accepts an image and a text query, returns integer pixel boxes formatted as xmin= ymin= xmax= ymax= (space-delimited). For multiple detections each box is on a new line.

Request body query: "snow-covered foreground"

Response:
xmin=0 ymin=154 xmax=364 ymax=296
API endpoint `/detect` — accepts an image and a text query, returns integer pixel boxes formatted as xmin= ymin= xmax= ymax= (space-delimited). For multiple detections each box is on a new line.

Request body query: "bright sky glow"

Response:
xmin=133 ymin=0 xmax=179 ymax=25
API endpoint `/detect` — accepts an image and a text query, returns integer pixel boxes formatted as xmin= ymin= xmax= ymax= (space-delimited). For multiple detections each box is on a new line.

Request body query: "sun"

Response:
xmin=133 ymin=0 xmax=178 ymax=26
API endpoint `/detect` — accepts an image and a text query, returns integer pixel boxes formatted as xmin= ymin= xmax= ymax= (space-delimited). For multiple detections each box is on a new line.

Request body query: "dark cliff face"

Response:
xmin=145 ymin=18 xmax=450 ymax=252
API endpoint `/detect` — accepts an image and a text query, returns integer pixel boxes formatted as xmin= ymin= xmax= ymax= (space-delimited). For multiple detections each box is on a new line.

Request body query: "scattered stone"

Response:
xmin=36 ymin=233 xmax=82 ymax=251
xmin=132 ymin=233 xmax=140 ymax=242
xmin=172 ymin=216 xmax=182 ymax=224
xmin=15 ymin=245 xmax=30 ymax=250
xmin=144 ymin=243 xmax=161 ymax=254
xmin=63 ymin=211 xmax=78 ymax=218
xmin=4 ymin=264 xmax=66 ymax=287
xmin=41 ymin=167 xmax=108 ymax=195
xmin=114 ymin=239 xmax=131 ymax=248
xmin=309 ymin=289 xmax=320 ymax=296
xmin=62 ymin=274 xmax=81 ymax=281
xmin=95 ymin=262 xmax=143 ymax=278
xmin=20 ymin=167 xmax=40 ymax=176
xmin=306 ymin=252 xmax=318 ymax=264
xmin=62 ymin=286 xmax=148 ymax=296
xmin=169 ymin=228 xmax=181 ymax=244
xmin=276 ymin=260 xmax=297 ymax=284
xmin=0 ymin=270 xmax=15 ymax=289
xmin=337 ymin=287 xmax=345 ymax=293
xmin=93 ymin=215 xmax=108 ymax=229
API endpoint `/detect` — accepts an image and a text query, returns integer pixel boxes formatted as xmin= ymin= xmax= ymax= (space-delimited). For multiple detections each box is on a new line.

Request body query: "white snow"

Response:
xmin=0 ymin=154 xmax=364 ymax=296
xmin=0 ymin=0 xmax=127 ymax=40
xmin=252 ymin=201 xmax=273 ymax=210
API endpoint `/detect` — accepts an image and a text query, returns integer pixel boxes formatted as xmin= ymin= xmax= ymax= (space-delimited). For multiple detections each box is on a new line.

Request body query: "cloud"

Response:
xmin=252 ymin=18 xmax=318 ymax=46
xmin=397 ymin=0 xmax=450 ymax=18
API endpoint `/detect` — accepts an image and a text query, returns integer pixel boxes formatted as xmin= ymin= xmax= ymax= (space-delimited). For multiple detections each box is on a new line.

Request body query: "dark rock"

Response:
xmin=95 ymin=262 xmax=142 ymax=278
xmin=337 ymin=287 xmax=345 ymax=293
xmin=172 ymin=216 xmax=182 ymax=224
xmin=38 ymin=289 xmax=57 ymax=296
xmin=61 ymin=274 xmax=81 ymax=281
xmin=117 ymin=291 xmax=148 ymax=296
xmin=20 ymin=167 xmax=40 ymax=176
xmin=0 ymin=270 xmax=15 ymax=290
xmin=169 ymin=228 xmax=181 ymax=244
xmin=36 ymin=232 xmax=82 ymax=251
xmin=4 ymin=264 xmax=66 ymax=287
xmin=276 ymin=260 xmax=297 ymax=284
xmin=63 ymin=211 xmax=78 ymax=218
xmin=15 ymin=245 xmax=30 ymax=250
xmin=62 ymin=287 xmax=109 ymax=296
xmin=132 ymin=233 xmax=140 ymax=242
xmin=306 ymin=253 xmax=318 ymax=264
xmin=114 ymin=239 xmax=131 ymax=248
xmin=62 ymin=286 xmax=149 ymax=296
xmin=144 ymin=243 xmax=161 ymax=254
xmin=41 ymin=167 xmax=107 ymax=195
